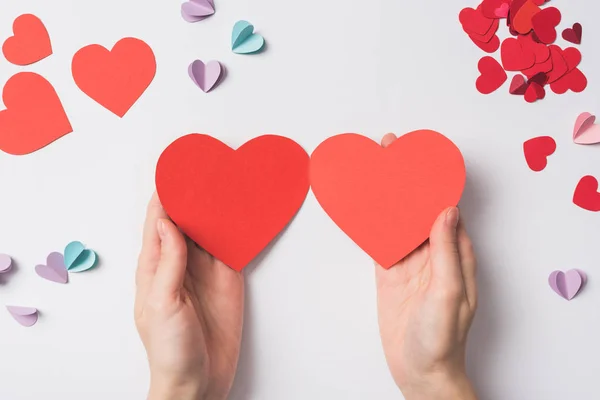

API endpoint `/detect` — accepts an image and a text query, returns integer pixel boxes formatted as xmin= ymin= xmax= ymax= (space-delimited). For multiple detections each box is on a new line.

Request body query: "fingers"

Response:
xmin=152 ymin=218 xmax=188 ymax=298
xmin=137 ymin=192 xmax=169 ymax=288
xmin=429 ymin=207 xmax=465 ymax=296
xmin=457 ymin=220 xmax=478 ymax=309
xmin=381 ymin=133 xmax=397 ymax=148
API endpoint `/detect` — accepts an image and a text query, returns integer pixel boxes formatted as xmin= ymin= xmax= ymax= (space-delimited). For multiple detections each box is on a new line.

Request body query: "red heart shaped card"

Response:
xmin=310 ymin=130 xmax=466 ymax=269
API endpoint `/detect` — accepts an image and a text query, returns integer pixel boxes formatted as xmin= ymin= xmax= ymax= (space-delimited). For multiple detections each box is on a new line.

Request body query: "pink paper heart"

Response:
xmin=549 ymin=270 xmax=585 ymax=300
xmin=188 ymin=60 xmax=223 ymax=93
xmin=495 ymin=3 xmax=509 ymax=18
xmin=573 ymin=112 xmax=600 ymax=145
xmin=181 ymin=0 xmax=215 ymax=22
xmin=6 ymin=306 xmax=38 ymax=327
xmin=35 ymin=252 xmax=68 ymax=284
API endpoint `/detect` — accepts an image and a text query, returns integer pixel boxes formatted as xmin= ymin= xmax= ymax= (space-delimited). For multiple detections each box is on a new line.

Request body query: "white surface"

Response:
xmin=0 ymin=0 xmax=599 ymax=399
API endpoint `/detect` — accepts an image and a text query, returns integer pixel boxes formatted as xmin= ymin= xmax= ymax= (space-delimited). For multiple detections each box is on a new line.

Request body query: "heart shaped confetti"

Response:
xmin=524 ymin=81 xmax=545 ymax=103
xmin=476 ymin=56 xmax=507 ymax=94
xmin=531 ymin=7 xmax=561 ymax=44
xmin=6 ymin=306 xmax=38 ymax=327
xmin=501 ymin=38 xmax=535 ymax=71
xmin=189 ymin=60 xmax=223 ymax=93
xmin=573 ymin=176 xmax=600 ymax=212
xmin=181 ymin=0 xmax=215 ymax=23
xmin=231 ymin=21 xmax=265 ymax=54
xmin=523 ymin=136 xmax=556 ymax=172
xmin=310 ymin=130 xmax=465 ymax=269
xmin=460 ymin=7 xmax=495 ymax=36
xmin=573 ymin=112 xmax=600 ymax=145
xmin=72 ymin=37 xmax=156 ymax=117
xmin=2 ymin=14 xmax=52 ymax=66
xmin=64 ymin=241 xmax=97 ymax=272
xmin=35 ymin=252 xmax=68 ymax=284
xmin=549 ymin=270 xmax=586 ymax=300
xmin=509 ymin=74 xmax=528 ymax=95
xmin=562 ymin=23 xmax=582 ymax=45
xmin=0 ymin=254 xmax=12 ymax=273
xmin=0 ymin=72 xmax=73 ymax=155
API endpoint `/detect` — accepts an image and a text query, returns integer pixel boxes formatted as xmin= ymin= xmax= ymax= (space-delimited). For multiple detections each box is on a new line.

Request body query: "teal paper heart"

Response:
xmin=64 ymin=241 xmax=97 ymax=273
xmin=231 ymin=20 xmax=265 ymax=54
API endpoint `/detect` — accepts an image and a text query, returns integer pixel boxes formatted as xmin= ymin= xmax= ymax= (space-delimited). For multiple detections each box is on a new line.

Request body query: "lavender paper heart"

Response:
xmin=35 ymin=252 xmax=68 ymax=284
xmin=549 ymin=270 xmax=585 ymax=300
xmin=0 ymin=254 xmax=12 ymax=273
xmin=6 ymin=306 xmax=38 ymax=327
xmin=188 ymin=60 xmax=223 ymax=93
xmin=181 ymin=0 xmax=215 ymax=22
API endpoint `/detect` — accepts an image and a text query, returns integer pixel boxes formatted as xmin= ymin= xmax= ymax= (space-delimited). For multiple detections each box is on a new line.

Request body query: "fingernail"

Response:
xmin=157 ymin=220 xmax=167 ymax=238
xmin=445 ymin=207 xmax=459 ymax=229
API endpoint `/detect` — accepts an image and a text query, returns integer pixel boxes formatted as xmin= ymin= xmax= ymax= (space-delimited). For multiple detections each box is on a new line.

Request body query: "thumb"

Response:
xmin=153 ymin=218 xmax=188 ymax=297
xmin=429 ymin=207 xmax=464 ymax=289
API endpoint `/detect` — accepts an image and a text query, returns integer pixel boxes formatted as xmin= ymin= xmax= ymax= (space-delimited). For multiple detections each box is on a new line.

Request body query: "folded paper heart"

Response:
xmin=0 ymin=254 xmax=13 ymax=273
xmin=231 ymin=21 xmax=265 ymax=54
xmin=72 ymin=37 xmax=156 ymax=117
xmin=64 ymin=241 xmax=97 ymax=272
xmin=189 ymin=60 xmax=223 ymax=92
xmin=6 ymin=306 xmax=38 ymax=327
xmin=310 ymin=130 xmax=466 ymax=269
xmin=573 ymin=112 xmax=600 ymax=145
xmin=181 ymin=0 xmax=215 ymax=23
xmin=562 ymin=23 xmax=582 ymax=45
xmin=548 ymin=270 xmax=586 ymax=300
xmin=523 ymin=136 xmax=555 ymax=172
xmin=156 ymin=134 xmax=310 ymax=271
xmin=573 ymin=176 xmax=600 ymax=212
xmin=0 ymin=72 xmax=73 ymax=155
xmin=35 ymin=252 xmax=68 ymax=283
xmin=2 ymin=14 xmax=52 ymax=66
xmin=509 ymin=74 xmax=528 ymax=95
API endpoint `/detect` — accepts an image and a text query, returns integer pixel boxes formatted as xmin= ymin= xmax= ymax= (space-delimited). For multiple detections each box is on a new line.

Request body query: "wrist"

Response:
xmin=400 ymin=369 xmax=477 ymax=400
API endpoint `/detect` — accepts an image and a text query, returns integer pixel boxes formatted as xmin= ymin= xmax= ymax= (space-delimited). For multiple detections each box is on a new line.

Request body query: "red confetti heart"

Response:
xmin=460 ymin=7 xmax=495 ymax=36
xmin=481 ymin=0 xmax=511 ymax=19
xmin=523 ymin=136 xmax=556 ymax=172
xmin=476 ymin=56 xmax=507 ymax=94
xmin=546 ymin=45 xmax=569 ymax=83
xmin=573 ymin=176 xmax=600 ymax=212
xmin=531 ymin=7 xmax=561 ymax=44
xmin=512 ymin=0 xmax=541 ymax=34
xmin=550 ymin=68 xmax=587 ymax=94
xmin=524 ymin=81 xmax=545 ymax=103
xmin=2 ymin=14 xmax=52 ymax=66
xmin=470 ymin=34 xmax=500 ymax=53
xmin=501 ymin=38 xmax=535 ymax=71
xmin=509 ymin=74 xmax=528 ymax=94
xmin=562 ymin=23 xmax=582 ymax=45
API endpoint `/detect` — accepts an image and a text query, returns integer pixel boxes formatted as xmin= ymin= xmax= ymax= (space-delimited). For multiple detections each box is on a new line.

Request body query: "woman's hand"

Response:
xmin=377 ymin=134 xmax=478 ymax=400
xmin=135 ymin=193 xmax=244 ymax=400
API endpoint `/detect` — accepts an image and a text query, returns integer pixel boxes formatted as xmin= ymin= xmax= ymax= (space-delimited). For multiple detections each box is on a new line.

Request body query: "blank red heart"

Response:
xmin=310 ymin=130 xmax=466 ymax=269
xmin=501 ymin=38 xmax=535 ymax=71
xmin=156 ymin=134 xmax=310 ymax=271
xmin=0 ymin=72 xmax=72 ymax=155
xmin=476 ymin=56 xmax=507 ymax=94
xmin=2 ymin=14 xmax=52 ymax=66
xmin=531 ymin=7 xmax=561 ymax=44
xmin=523 ymin=136 xmax=555 ymax=172
xmin=71 ymin=37 xmax=156 ymax=117
xmin=573 ymin=176 xmax=600 ymax=212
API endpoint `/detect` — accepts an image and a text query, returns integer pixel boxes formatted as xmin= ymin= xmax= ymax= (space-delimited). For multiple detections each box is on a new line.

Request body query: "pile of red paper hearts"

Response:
xmin=0 ymin=13 xmax=157 ymax=156
xmin=460 ymin=0 xmax=586 ymax=102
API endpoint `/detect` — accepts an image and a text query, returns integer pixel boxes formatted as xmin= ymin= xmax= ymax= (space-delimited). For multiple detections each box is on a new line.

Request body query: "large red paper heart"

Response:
xmin=476 ymin=56 xmax=507 ymax=94
xmin=156 ymin=134 xmax=310 ymax=271
xmin=573 ymin=176 xmax=600 ymax=212
xmin=2 ymin=14 xmax=52 ymax=66
xmin=512 ymin=0 xmax=541 ymax=34
xmin=0 ymin=72 xmax=72 ymax=155
xmin=71 ymin=37 xmax=156 ymax=117
xmin=310 ymin=130 xmax=466 ymax=269
xmin=523 ymin=136 xmax=555 ymax=171
xmin=459 ymin=7 xmax=494 ymax=36
xmin=501 ymin=38 xmax=535 ymax=71
xmin=531 ymin=7 xmax=561 ymax=44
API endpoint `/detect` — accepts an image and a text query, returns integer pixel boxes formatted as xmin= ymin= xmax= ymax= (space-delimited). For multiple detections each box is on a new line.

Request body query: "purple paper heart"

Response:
xmin=549 ymin=270 xmax=585 ymax=300
xmin=181 ymin=0 xmax=215 ymax=22
xmin=6 ymin=306 xmax=38 ymax=327
xmin=0 ymin=254 xmax=12 ymax=273
xmin=35 ymin=252 xmax=68 ymax=284
xmin=188 ymin=60 xmax=223 ymax=93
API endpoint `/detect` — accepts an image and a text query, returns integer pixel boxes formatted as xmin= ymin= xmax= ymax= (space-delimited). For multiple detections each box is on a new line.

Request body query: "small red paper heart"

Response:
xmin=310 ymin=130 xmax=465 ymax=269
xmin=546 ymin=45 xmax=569 ymax=83
xmin=531 ymin=7 xmax=561 ymax=44
xmin=2 ymin=14 xmax=52 ymax=66
xmin=459 ymin=7 xmax=494 ymax=36
xmin=509 ymin=74 xmax=528 ymax=95
xmin=470 ymin=34 xmax=500 ymax=53
xmin=518 ymin=33 xmax=550 ymax=63
xmin=481 ymin=0 xmax=510 ymax=19
xmin=512 ymin=0 xmax=541 ymax=34
xmin=573 ymin=176 xmax=600 ymax=212
xmin=501 ymin=38 xmax=535 ymax=71
xmin=523 ymin=136 xmax=556 ymax=172
xmin=495 ymin=3 xmax=510 ymax=18
xmin=476 ymin=56 xmax=507 ymax=94
xmin=562 ymin=23 xmax=582 ymax=45
xmin=524 ymin=81 xmax=545 ymax=102
xmin=0 ymin=72 xmax=72 ymax=155
xmin=72 ymin=37 xmax=156 ymax=117
xmin=550 ymin=68 xmax=587 ymax=94
xmin=156 ymin=134 xmax=310 ymax=271
xmin=467 ymin=19 xmax=499 ymax=43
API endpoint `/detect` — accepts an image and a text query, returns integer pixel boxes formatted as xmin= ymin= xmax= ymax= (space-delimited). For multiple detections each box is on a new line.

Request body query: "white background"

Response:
xmin=0 ymin=0 xmax=599 ymax=399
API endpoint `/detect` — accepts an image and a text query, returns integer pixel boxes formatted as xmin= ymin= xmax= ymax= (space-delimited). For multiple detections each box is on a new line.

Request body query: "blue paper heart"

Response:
xmin=231 ymin=20 xmax=265 ymax=54
xmin=64 ymin=241 xmax=97 ymax=273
